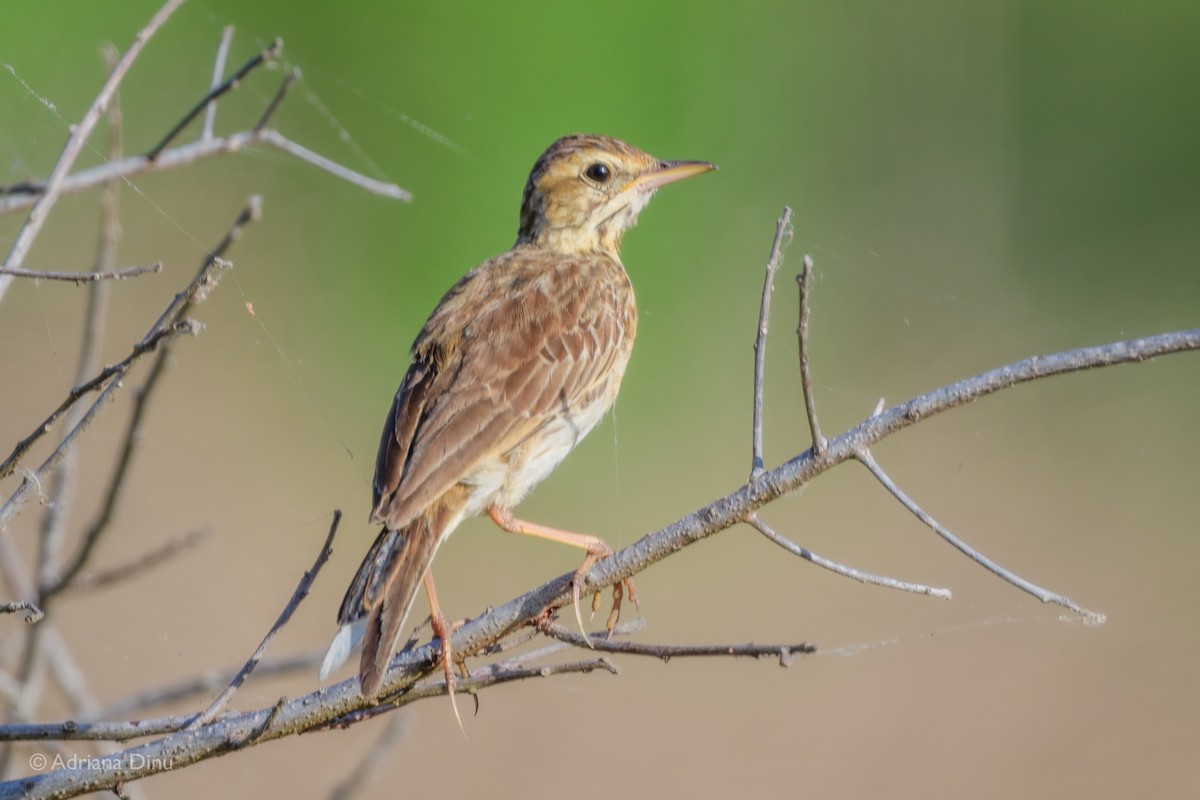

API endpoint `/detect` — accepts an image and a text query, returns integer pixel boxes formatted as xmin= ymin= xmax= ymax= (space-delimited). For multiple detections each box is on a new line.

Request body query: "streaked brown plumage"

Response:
xmin=321 ymin=134 xmax=715 ymax=708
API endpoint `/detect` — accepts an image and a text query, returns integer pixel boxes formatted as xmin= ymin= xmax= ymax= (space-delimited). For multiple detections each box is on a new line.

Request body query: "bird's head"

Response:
xmin=516 ymin=134 xmax=715 ymax=257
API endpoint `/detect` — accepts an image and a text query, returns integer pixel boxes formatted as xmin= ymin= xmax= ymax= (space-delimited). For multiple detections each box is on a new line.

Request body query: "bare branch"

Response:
xmin=0 ymin=602 xmax=43 ymax=624
xmin=146 ymin=38 xmax=282 ymax=160
xmin=0 ymin=0 xmax=186 ymax=305
xmin=538 ymin=620 xmax=815 ymax=666
xmin=187 ymin=511 xmax=340 ymax=729
xmin=854 ymin=448 xmax=1105 ymax=622
xmin=202 ymin=26 xmax=235 ymax=140
xmin=0 ymin=205 xmax=1194 ymax=796
xmin=256 ymin=129 xmax=411 ymax=200
xmin=0 ymin=262 xmax=160 ymax=284
xmin=746 ymin=513 xmax=952 ymax=599
xmin=0 ymin=128 xmax=410 ymax=214
xmin=0 ymin=320 xmax=196 ymax=485
xmin=796 ymin=254 xmax=826 ymax=454
xmin=0 ymin=321 xmax=200 ymax=536
xmin=0 ymin=717 xmax=195 ymax=744
xmin=750 ymin=207 xmax=793 ymax=478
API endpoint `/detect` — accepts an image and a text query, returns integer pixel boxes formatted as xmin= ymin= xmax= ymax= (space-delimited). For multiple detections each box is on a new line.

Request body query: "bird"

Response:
xmin=320 ymin=133 xmax=715 ymax=716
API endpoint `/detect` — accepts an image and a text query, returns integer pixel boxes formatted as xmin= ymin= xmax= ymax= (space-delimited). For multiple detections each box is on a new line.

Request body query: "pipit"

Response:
xmin=321 ymin=134 xmax=715 ymax=715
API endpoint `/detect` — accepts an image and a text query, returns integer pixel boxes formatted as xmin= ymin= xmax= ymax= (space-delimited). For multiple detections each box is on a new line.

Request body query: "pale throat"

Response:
xmin=544 ymin=188 xmax=655 ymax=257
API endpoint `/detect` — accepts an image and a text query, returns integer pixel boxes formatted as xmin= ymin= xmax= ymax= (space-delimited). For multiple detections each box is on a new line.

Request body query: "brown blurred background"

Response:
xmin=1 ymin=1 xmax=1198 ymax=797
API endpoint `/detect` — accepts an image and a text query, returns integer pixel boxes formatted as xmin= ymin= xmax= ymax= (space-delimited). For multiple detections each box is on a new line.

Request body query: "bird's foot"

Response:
xmin=570 ymin=545 xmax=638 ymax=646
xmin=428 ymin=610 xmax=465 ymax=738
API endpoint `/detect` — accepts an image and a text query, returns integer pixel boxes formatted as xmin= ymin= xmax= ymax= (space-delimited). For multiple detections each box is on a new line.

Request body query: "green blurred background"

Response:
xmin=2 ymin=1 xmax=1198 ymax=797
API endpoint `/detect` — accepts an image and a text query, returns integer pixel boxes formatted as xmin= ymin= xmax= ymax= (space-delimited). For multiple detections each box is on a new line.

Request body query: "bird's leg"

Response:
xmin=488 ymin=505 xmax=638 ymax=647
xmin=422 ymin=571 xmax=464 ymax=736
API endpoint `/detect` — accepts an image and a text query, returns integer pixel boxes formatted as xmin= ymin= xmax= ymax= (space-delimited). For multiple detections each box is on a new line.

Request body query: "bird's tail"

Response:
xmin=319 ymin=505 xmax=453 ymax=697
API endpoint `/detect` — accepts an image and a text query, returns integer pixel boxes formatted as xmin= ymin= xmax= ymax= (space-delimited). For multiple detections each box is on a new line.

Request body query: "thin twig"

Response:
xmin=750 ymin=207 xmax=793 ymax=478
xmin=796 ymin=253 xmax=826 ymax=454
xmin=0 ymin=602 xmax=43 ymax=624
xmin=745 ymin=512 xmax=952 ymax=599
xmin=186 ymin=511 xmax=341 ymax=730
xmin=484 ymin=619 xmax=646 ymax=668
xmin=538 ymin=620 xmax=815 ymax=666
xmin=257 ymin=129 xmax=411 ymax=200
xmin=854 ymin=448 xmax=1105 ymax=622
xmin=0 ymin=128 xmax=411 ymax=214
xmin=0 ymin=262 xmax=160 ymax=284
xmin=202 ymin=26 xmax=235 ymax=140
xmin=0 ymin=0 xmax=186 ymax=305
xmin=0 ymin=320 xmax=196 ymax=484
xmin=0 ymin=321 xmax=200 ymax=536
xmin=146 ymin=38 xmax=282 ymax=160
xmin=146 ymin=197 xmax=258 ymax=337
xmin=67 ymin=529 xmax=209 ymax=593
xmin=254 ymin=68 xmax=299 ymax=132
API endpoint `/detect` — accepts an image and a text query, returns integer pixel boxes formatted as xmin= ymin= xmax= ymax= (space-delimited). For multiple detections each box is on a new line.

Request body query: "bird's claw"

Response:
xmin=569 ymin=544 xmax=637 ymax=646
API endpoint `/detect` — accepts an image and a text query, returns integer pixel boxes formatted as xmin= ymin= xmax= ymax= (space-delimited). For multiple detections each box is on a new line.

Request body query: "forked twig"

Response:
xmin=854 ymin=448 xmax=1104 ymax=622
xmin=0 ymin=0 xmax=186 ymax=304
xmin=0 ymin=129 xmax=410 ymax=212
xmin=147 ymin=38 xmax=282 ymax=160
xmin=0 ymin=320 xmax=200 ymax=536
xmin=0 ymin=320 xmax=195 ymax=485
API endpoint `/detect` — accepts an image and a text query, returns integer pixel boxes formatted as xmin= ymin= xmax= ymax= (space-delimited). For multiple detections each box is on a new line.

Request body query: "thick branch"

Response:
xmin=6 ymin=326 xmax=1195 ymax=796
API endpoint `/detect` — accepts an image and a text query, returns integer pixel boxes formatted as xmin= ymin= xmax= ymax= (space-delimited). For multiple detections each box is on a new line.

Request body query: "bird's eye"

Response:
xmin=584 ymin=163 xmax=611 ymax=183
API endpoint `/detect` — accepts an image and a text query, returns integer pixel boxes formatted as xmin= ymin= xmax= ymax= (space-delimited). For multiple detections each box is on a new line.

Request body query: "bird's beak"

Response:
xmin=631 ymin=160 xmax=717 ymax=193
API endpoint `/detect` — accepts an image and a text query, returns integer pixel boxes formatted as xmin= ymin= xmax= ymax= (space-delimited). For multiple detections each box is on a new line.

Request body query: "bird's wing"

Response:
xmin=371 ymin=254 xmax=631 ymax=530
